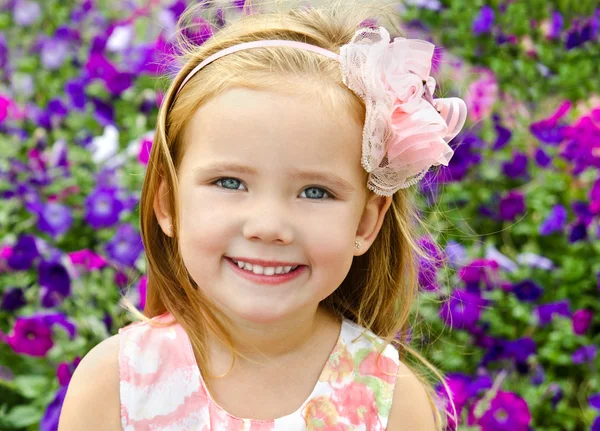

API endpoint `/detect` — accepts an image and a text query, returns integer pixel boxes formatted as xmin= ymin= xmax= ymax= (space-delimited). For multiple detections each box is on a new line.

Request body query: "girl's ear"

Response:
xmin=153 ymin=176 xmax=174 ymax=237
xmin=354 ymin=193 xmax=393 ymax=255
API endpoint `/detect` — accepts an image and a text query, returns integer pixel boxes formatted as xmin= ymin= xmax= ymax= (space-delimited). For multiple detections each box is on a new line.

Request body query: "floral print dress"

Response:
xmin=119 ymin=312 xmax=400 ymax=430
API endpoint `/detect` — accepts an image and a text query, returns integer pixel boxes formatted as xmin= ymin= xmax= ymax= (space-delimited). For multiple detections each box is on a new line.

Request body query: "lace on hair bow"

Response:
xmin=340 ymin=27 xmax=468 ymax=196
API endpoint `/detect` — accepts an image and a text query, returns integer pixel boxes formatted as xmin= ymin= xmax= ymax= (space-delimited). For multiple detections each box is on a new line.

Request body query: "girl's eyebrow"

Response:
xmin=194 ymin=161 xmax=356 ymax=193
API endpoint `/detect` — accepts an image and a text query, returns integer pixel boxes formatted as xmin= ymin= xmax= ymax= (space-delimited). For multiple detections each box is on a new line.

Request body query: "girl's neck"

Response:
xmin=208 ymin=305 xmax=340 ymax=365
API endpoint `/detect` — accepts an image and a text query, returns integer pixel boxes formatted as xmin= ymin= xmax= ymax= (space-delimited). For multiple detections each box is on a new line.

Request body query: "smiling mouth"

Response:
xmin=224 ymin=257 xmax=307 ymax=284
xmin=227 ymin=257 xmax=301 ymax=274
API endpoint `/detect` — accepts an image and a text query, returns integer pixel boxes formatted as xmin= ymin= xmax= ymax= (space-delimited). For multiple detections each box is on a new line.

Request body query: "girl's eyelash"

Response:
xmin=212 ymin=177 xmax=336 ymax=199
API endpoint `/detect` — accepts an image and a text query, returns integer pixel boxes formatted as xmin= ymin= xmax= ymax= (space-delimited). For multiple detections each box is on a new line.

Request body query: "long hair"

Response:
xmin=126 ymin=1 xmax=457 ymax=428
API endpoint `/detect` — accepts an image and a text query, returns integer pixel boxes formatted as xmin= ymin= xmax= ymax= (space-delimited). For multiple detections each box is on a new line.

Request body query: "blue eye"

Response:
xmin=300 ymin=187 xmax=332 ymax=200
xmin=212 ymin=178 xmax=333 ymax=200
xmin=214 ymin=178 xmax=245 ymax=190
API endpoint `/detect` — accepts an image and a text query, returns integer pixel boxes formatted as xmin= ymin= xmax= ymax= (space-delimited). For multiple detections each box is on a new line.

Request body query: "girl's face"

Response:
xmin=157 ymin=86 xmax=389 ymax=324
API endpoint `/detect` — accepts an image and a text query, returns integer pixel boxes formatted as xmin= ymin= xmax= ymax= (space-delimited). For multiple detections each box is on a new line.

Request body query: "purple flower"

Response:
xmin=169 ymin=0 xmax=187 ymax=22
xmin=468 ymin=373 xmax=493 ymax=397
xmin=439 ymin=289 xmax=487 ymax=330
xmin=565 ymin=16 xmax=597 ymax=49
xmin=593 ymin=416 xmax=600 ymax=431
xmin=104 ymin=71 xmax=134 ymax=95
xmin=1 ymin=287 xmax=26 ymax=311
xmin=42 ymin=313 xmax=76 ymax=338
xmin=437 ymin=134 xmax=483 ymax=183
xmin=534 ymin=148 xmax=552 ymax=167
xmin=499 ymin=191 xmax=526 ymax=221
xmin=547 ymin=383 xmax=563 ymax=407
xmin=41 ymin=37 xmax=69 ymax=70
xmin=12 ymin=0 xmax=41 ymax=26
xmin=530 ymin=364 xmax=545 ymax=385
xmin=417 ymin=236 xmax=445 ymax=291
xmin=493 ymin=122 xmax=512 ymax=150
xmin=572 ymin=201 xmax=594 ymax=225
xmin=473 ymin=6 xmax=495 ymax=35
xmin=0 ymin=33 xmax=7 ymax=69
xmin=6 ymin=316 xmax=54 ymax=357
xmin=65 ymin=78 xmax=87 ymax=110
xmin=529 ymin=101 xmax=571 ymax=144
xmin=590 ymin=393 xmax=600 ymax=410
xmin=436 ymin=372 xmax=471 ymax=429
xmin=7 ymin=234 xmax=39 ymax=270
xmin=181 ymin=17 xmax=214 ymax=46
xmin=38 ymin=260 xmax=71 ymax=308
xmin=560 ymin=115 xmax=600 ymax=174
xmin=568 ymin=221 xmax=588 ymax=242
xmin=511 ymin=279 xmax=543 ymax=302
xmin=37 ymin=202 xmax=73 ymax=238
xmin=26 ymin=103 xmax=51 ymax=129
xmin=85 ymin=53 xmax=117 ymax=79
xmin=48 ymin=98 xmax=69 ymax=120
xmin=215 ymin=7 xmax=226 ymax=27
xmin=138 ymin=276 xmax=147 ymax=310
xmin=572 ymin=309 xmax=593 ymax=335
xmin=502 ymin=152 xmax=529 ymax=179
xmin=458 ymin=258 xmax=499 ymax=291
xmin=40 ymin=386 xmax=68 ymax=431
xmin=539 ymin=204 xmax=568 ymax=235
xmin=57 ymin=357 xmax=81 ymax=386
xmin=91 ymin=97 xmax=114 ymax=126
xmin=535 ymin=300 xmax=571 ymax=326
xmin=105 ymin=224 xmax=143 ymax=267
xmin=444 ymin=240 xmax=468 ymax=268
xmin=572 ymin=345 xmax=597 ymax=364
xmin=503 ymin=337 xmax=536 ymax=363
xmin=548 ymin=11 xmax=564 ymax=40
xmin=84 ymin=187 xmax=125 ymax=228
xmin=469 ymin=391 xmax=531 ymax=431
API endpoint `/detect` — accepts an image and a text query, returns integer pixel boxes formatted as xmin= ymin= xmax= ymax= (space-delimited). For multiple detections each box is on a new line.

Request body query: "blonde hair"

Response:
xmin=125 ymin=0 xmax=458 ymax=428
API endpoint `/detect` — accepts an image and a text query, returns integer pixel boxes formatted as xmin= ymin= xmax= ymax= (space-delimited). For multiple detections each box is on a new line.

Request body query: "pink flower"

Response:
xmin=138 ymin=137 xmax=153 ymax=165
xmin=358 ymin=351 xmax=398 ymax=384
xmin=138 ymin=276 xmax=147 ymax=310
xmin=333 ymin=382 xmax=378 ymax=427
xmin=465 ymin=68 xmax=498 ymax=122
xmin=0 ymin=95 xmax=10 ymax=122
xmin=68 ymin=249 xmax=107 ymax=271
xmin=572 ymin=309 xmax=593 ymax=335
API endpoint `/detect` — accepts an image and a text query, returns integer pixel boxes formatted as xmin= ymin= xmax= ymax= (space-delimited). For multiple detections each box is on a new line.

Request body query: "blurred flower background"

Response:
xmin=0 ymin=0 xmax=599 ymax=430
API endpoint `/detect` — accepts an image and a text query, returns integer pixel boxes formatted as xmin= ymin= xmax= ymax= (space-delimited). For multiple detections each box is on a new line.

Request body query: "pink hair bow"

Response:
xmin=340 ymin=27 xmax=467 ymax=196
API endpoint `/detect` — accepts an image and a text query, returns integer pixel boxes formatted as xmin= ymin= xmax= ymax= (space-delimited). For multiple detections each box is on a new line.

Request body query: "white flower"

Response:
xmin=90 ymin=125 xmax=119 ymax=164
xmin=516 ymin=252 xmax=555 ymax=270
xmin=485 ymin=244 xmax=518 ymax=273
xmin=107 ymin=25 xmax=134 ymax=52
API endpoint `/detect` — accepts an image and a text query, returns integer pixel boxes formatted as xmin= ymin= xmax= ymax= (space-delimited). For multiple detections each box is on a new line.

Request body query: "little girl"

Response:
xmin=59 ymin=0 xmax=466 ymax=429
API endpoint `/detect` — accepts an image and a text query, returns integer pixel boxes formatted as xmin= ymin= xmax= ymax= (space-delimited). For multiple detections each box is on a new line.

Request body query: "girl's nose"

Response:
xmin=241 ymin=197 xmax=295 ymax=245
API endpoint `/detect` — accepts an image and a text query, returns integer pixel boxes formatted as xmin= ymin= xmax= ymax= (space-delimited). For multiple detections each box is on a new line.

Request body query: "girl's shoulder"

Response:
xmin=58 ymin=333 xmax=122 ymax=430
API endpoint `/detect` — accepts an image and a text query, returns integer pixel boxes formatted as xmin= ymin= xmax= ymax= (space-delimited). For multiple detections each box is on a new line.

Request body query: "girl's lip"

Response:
xmin=225 ymin=257 xmax=307 ymax=285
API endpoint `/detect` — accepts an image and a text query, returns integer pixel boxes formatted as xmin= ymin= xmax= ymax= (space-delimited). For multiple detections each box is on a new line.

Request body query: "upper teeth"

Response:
xmin=232 ymin=259 xmax=298 ymax=275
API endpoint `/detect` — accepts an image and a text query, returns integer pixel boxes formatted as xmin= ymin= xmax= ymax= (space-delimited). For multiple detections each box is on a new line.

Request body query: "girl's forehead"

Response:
xmin=182 ymin=87 xmax=364 ymax=176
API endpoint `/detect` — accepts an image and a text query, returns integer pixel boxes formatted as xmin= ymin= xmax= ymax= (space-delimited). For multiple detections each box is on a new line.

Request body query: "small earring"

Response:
xmin=355 ymin=240 xmax=361 ymax=249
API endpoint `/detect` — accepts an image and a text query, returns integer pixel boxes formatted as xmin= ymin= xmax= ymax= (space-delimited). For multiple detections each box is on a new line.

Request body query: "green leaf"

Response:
xmin=3 ymin=405 xmax=42 ymax=428
xmin=12 ymin=375 xmax=50 ymax=399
